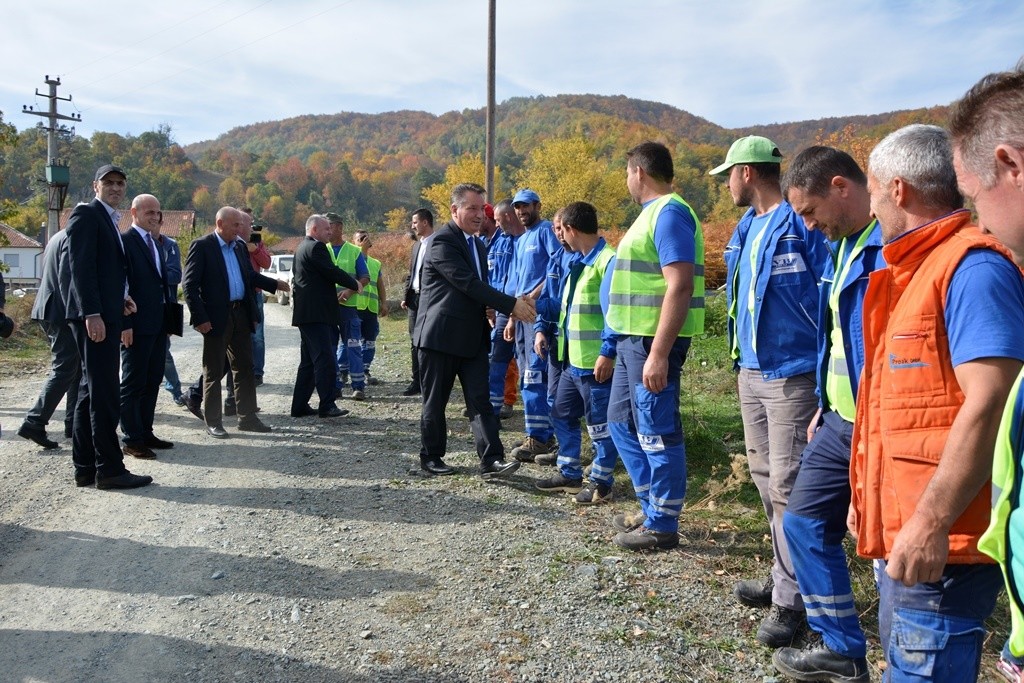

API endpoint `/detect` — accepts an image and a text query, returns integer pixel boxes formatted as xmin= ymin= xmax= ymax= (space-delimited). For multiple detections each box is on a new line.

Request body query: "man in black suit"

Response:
xmin=119 ymin=194 xmax=175 ymax=459
xmin=413 ymin=183 xmax=536 ymax=478
xmin=183 ymin=206 xmax=288 ymax=438
xmin=64 ymin=164 xmax=151 ymax=490
xmin=290 ymin=214 xmax=362 ymax=418
xmin=19 ymin=228 xmax=79 ymax=449
xmin=400 ymin=208 xmax=434 ymax=396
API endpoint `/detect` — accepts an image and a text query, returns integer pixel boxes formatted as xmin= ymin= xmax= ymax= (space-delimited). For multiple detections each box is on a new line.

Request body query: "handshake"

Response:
xmin=510 ymin=295 xmax=536 ymax=323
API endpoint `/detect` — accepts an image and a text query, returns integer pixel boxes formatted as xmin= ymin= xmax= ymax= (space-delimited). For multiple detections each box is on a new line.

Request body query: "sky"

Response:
xmin=1 ymin=0 xmax=1022 ymax=147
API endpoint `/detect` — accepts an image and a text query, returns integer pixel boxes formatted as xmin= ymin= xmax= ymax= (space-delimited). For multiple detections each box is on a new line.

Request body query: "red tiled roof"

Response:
xmin=271 ymin=236 xmax=304 ymax=255
xmin=58 ymin=207 xmax=197 ymax=238
xmin=0 ymin=222 xmax=42 ymax=248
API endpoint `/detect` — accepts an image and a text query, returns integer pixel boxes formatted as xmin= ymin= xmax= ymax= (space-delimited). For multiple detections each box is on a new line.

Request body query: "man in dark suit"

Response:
xmin=64 ymin=164 xmax=151 ymax=490
xmin=183 ymin=206 xmax=288 ymax=438
xmin=413 ymin=183 xmax=536 ymax=478
xmin=400 ymin=208 xmax=434 ymax=396
xmin=19 ymin=228 xmax=79 ymax=449
xmin=118 ymin=194 xmax=175 ymax=459
xmin=290 ymin=214 xmax=362 ymax=418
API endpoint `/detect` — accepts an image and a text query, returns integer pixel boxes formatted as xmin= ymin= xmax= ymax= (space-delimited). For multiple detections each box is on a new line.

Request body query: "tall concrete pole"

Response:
xmin=23 ymin=76 xmax=80 ymax=243
xmin=485 ymin=0 xmax=496 ymax=202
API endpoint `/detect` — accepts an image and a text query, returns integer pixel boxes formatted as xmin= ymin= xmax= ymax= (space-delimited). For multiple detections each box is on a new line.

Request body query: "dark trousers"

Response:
xmin=419 ymin=346 xmax=503 ymax=465
xmin=201 ymin=306 xmax=257 ymax=427
xmin=120 ymin=332 xmax=167 ymax=445
xmin=24 ymin=319 xmax=80 ymax=433
xmin=69 ymin=320 xmax=126 ymax=478
xmin=408 ymin=306 xmax=420 ymax=388
xmin=292 ymin=323 xmax=340 ymax=413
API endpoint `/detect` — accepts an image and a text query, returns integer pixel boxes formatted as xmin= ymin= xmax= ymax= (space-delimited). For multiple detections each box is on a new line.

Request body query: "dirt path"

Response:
xmin=0 ymin=303 xmax=803 ymax=682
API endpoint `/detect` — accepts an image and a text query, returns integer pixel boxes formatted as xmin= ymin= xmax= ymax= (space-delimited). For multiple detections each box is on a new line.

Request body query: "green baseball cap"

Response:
xmin=709 ymin=136 xmax=783 ymax=176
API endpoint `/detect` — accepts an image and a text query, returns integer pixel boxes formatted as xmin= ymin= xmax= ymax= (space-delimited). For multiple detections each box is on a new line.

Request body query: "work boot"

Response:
xmin=773 ymin=631 xmax=869 ymax=682
xmin=757 ymin=604 xmax=807 ymax=648
xmin=613 ymin=525 xmax=679 ymax=551
xmin=734 ymin=575 xmax=774 ymax=608
xmin=611 ymin=510 xmax=647 ymax=533
xmin=510 ymin=436 xmax=553 ymax=463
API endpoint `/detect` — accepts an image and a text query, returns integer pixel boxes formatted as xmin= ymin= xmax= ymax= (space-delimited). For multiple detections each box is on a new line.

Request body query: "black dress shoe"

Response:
xmin=238 ymin=418 xmax=272 ymax=433
xmin=96 ymin=471 xmax=153 ymax=490
xmin=318 ymin=406 xmax=349 ymax=418
xmin=75 ymin=471 xmax=96 ymax=487
xmin=123 ymin=445 xmax=157 ymax=460
xmin=290 ymin=405 xmax=318 ymax=418
xmin=17 ymin=423 xmax=59 ymax=450
xmin=145 ymin=436 xmax=174 ymax=449
xmin=480 ymin=459 xmax=520 ymax=479
xmin=401 ymin=383 xmax=421 ymax=397
xmin=207 ymin=425 xmax=229 ymax=439
xmin=421 ymin=458 xmax=455 ymax=476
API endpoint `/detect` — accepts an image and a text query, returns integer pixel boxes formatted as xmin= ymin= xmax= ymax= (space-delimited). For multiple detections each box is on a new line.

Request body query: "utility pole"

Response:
xmin=484 ymin=0 xmax=496 ymax=202
xmin=23 ymin=75 xmax=81 ymax=243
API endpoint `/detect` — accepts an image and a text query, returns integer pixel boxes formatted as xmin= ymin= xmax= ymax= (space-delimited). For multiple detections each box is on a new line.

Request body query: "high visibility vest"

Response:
xmin=851 ymin=211 xmax=1008 ymax=563
xmin=559 ymin=244 xmax=616 ymax=370
xmin=358 ymin=256 xmax=382 ymax=313
xmin=824 ymin=221 xmax=877 ymax=421
xmin=329 ymin=241 xmax=361 ymax=308
xmin=979 ymin=368 xmax=1024 ymax=656
xmin=607 ymin=193 xmax=705 ymax=337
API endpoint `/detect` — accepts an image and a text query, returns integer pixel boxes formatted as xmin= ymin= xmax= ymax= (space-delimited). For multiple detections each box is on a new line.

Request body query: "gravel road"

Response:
xmin=0 ymin=302 xmax=857 ymax=682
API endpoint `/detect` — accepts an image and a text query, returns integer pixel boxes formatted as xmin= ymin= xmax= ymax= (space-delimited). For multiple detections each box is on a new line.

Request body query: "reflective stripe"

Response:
xmin=607 ymin=193 xmax=705 ymax=337
xmin=609 ymin=293 xmax=663 ymax=307
xmin=567 ymin=329 xmax=604 ymax=342
xmin=616 ymin=258 xmax=662 ymax=274
xmin=805 ymin=605 xmax=859 ymax=619
xmin=571 ymin=303 xmax=603 ymax=315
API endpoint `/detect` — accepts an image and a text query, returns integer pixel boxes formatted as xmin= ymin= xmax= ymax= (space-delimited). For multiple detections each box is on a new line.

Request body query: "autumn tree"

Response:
xmin=421 ymin=154 xmax=503 ymax=223
xmin=514 ymin=137 xmax=627 ymax=229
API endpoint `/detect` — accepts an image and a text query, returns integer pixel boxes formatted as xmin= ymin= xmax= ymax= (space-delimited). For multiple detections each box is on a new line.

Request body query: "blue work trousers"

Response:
xmin=608 ymin=335 xmax=689 ymax=533
xmin=551 ymin=368 xmax=617 ymax=484
xmin=489 ymin=313 xmax=516 ymax=411
xmin=783 ymin=410 xmax=866 ymax=658
xmin=336 ymin=306 xmax=365 ymax=390
xmin=514 ymin=320 xmax=552 ymax=441
xmin=359 ymin=309 xmax=379 ymax=371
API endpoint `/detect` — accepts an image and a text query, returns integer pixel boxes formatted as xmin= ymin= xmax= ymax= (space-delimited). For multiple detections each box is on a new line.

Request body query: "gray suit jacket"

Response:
xmin=31 ymin=230 xmax=70 ymax=324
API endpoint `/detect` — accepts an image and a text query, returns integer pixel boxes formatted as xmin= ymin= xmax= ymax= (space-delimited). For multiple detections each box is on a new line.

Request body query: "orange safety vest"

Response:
xmin=851 ymin=210 xmax=1012 ymax=563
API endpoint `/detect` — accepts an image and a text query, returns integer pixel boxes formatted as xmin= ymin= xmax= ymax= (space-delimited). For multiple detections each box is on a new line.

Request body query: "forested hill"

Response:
xmin=185 ymin=93 xmax=937 ymax=165
xmin=0 ymin=93 xmax=947 ymax=241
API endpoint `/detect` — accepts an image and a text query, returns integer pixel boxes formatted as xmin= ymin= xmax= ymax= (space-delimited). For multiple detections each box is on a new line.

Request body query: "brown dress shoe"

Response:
xmin=123 ymin=445 xmax=157 ymax=459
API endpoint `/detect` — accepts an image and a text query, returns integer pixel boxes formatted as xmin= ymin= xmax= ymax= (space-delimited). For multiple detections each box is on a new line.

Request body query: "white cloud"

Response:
xmin=0 ymin=0 xmax=1021 ymax=143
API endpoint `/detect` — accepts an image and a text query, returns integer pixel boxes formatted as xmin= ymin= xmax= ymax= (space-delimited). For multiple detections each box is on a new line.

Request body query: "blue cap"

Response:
xmin=512 ymin=189 xmax=540 ymax=205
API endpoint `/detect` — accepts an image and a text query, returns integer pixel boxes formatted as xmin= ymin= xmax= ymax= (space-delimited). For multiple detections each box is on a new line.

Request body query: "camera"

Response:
xmin=250 ymin=223 xmax=264 ymax=244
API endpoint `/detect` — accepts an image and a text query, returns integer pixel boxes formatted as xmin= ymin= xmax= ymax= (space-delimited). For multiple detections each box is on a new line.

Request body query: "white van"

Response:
xmin=265 ymin=254 xmax=294 ymax=305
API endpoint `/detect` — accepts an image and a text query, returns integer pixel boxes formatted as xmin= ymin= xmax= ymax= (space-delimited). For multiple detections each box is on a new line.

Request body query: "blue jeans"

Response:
xmin=876 ymin=560 xmax=1000 ymax=682
xmin=608 ymin=335 xmax=689 ymax=533
xmin=163 ymin=342 xmax=182 ymax=399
